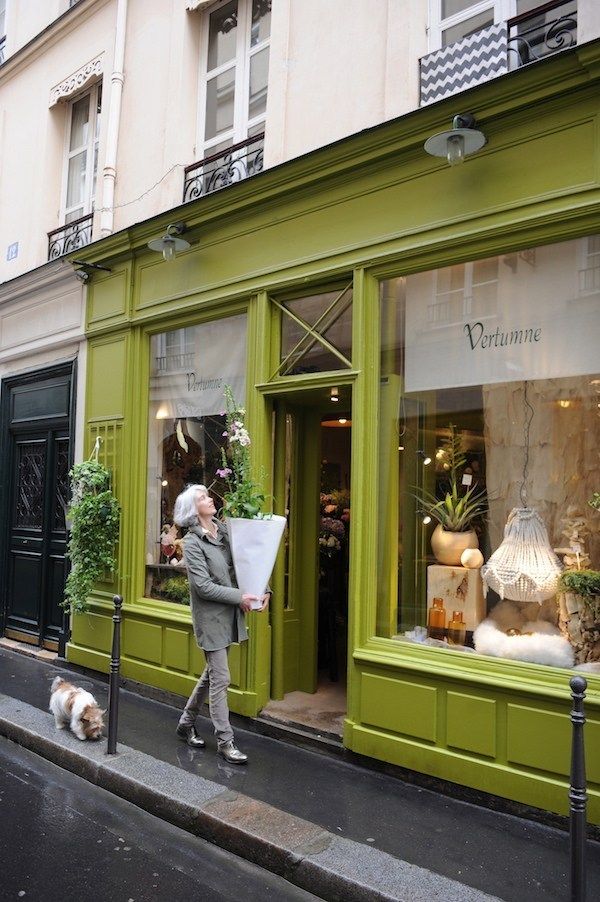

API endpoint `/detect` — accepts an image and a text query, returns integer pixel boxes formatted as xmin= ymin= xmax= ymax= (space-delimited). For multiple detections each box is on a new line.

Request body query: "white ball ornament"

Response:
xmin=461 ymin=548 xmax=484 ymax=569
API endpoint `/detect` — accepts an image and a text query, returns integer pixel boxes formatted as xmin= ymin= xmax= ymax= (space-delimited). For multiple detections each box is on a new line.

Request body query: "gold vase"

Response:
xmin=430 ymin=523 xmax=478 ymax=566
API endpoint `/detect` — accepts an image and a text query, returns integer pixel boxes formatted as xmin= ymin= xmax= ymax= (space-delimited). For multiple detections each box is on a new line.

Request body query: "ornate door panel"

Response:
xmin=1 ymin=367 xmax=73 ymax=650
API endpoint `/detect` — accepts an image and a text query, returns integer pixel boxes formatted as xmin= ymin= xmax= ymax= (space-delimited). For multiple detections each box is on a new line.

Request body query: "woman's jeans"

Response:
xmin=179 ymin=647 xmax=234 ymax=743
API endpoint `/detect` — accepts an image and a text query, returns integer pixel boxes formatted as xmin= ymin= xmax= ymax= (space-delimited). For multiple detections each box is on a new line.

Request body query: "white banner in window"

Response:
xmin=404 ymin=279 xmax=599 ymax=392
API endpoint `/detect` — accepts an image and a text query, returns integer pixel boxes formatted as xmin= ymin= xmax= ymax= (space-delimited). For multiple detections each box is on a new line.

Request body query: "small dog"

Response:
xmin=49 ymin=676 xmax=106 ymax=741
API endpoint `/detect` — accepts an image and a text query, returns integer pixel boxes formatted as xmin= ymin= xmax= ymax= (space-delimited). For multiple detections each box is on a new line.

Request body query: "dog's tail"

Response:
xmin=51 ymin=676 xmax=66 ymax=693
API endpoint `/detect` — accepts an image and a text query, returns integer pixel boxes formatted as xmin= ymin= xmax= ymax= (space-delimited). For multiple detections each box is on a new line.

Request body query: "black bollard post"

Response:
xmin=569 ymin=675 xmax=587 ymax=902
xmin=106 ymin=594 xmax=123 ymax=755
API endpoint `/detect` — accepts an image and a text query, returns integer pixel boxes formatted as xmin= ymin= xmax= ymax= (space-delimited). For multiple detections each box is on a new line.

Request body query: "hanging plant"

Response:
xmin=63 ymin=447 xmax=121 ymax=614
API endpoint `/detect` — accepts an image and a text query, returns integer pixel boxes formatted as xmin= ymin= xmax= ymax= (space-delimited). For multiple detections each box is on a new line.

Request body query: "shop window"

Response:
xmin=273 ymin=284 xmax=353 ymax=377
xmin=145 ymin=314 xmax=247 ymax=603
xmin=377 ymin=235 xmax=599 ymax=671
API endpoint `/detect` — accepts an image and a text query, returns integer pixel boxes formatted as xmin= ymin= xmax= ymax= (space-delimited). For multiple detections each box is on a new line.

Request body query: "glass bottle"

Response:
xmin=447 ymin=610 xmax=466 ymax=646
xmin=427 ymin=597 xmax=446 ymax=640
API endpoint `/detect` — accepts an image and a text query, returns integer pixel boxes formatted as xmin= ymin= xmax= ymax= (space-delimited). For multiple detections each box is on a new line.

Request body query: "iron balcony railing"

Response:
xmin=155 ymin=352 xmax=195 ymax=372
xmin=420 ymin=1 xmax=577 ymax=106
xmin=47 ymin=213 xmax=93 ymax=260
xmin=183 ymin=133 xmax=264 ymax=204
xmin=0 ymin=35 xmax=6 ymax=66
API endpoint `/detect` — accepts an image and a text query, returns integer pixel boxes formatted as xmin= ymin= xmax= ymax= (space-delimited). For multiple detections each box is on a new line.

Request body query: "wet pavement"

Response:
xmin=0 ymin=736 xmax=320 ymax=901
xmin=1 ymin=646 xmax=599 ymax=902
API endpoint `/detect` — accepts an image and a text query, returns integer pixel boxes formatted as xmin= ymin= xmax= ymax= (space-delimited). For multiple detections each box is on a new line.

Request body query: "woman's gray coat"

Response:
xmin=182 ymin=520 xmax=247 ymax=652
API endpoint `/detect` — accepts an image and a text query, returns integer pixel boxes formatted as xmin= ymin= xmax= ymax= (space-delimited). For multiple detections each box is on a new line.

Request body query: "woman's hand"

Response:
xmin=240 ymin=594 xmax=258 ymax=612
xmin=257 ymin=592 xmax=271 ymax=612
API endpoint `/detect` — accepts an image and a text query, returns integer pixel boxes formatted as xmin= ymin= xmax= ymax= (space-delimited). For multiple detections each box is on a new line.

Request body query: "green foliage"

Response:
xmin=158 ymin=574 xmax=190 ymax=605
xmin=63 ymin=458 xmax=120 ymax=614
xmin=559 ymin=569 xmax=600 ymax=600
xmin=217 ymin=385 xmax=267 ymax=519
xmin=589 ymin=492 xmax=600 ymax=512
xmin=416 ymin=424 xmax=487 ymax=532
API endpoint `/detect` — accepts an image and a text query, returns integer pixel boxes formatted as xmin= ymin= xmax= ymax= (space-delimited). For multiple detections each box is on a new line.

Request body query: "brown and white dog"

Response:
xmin=49 ymin=676 xmax=105 ymax=741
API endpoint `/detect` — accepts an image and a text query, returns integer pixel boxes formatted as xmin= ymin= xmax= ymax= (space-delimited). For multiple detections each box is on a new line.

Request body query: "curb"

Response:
xmin=0 ymin=694 xmax=501 ymax=902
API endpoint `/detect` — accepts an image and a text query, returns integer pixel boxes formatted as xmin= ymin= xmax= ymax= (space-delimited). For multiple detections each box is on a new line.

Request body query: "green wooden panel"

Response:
xmin=123 ymin=619 xmax=162 ymax=665
xmin=360 ymin=673 xmax=437 ymax=742
xmin=164 ymin=627 xmax=190 ymax=673
xmin=88 ymin=269 xmax=128 ymax=328
xmin=190 ymin=640 xmax=206 ymax=677
xmin=507 ymin=704 xmax=570 ymax=776
xmin=87 ymin=338 xmax=127 ymax=419
xmin=71 ymin=612 xmax=112 ymax=653
xmin=229 ymin=642 xmax=241 ymax=688
xmin=446 ymin=691 xmax=496 ymax=758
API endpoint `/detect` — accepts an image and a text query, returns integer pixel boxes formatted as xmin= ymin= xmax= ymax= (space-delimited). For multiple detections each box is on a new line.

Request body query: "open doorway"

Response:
xmin=262 ymin=385 xmax=351 ymax=738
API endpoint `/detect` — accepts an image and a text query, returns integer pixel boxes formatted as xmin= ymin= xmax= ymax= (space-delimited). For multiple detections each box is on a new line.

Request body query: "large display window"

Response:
xmin=145 ymin=314 xmax=247 ymax=603
xmin=377 ymin=236 xmax=599 ymax=671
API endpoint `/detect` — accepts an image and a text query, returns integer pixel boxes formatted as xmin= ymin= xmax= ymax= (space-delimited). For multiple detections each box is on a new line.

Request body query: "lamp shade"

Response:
xmin=424 ymin=127 xmax=487 ymax=163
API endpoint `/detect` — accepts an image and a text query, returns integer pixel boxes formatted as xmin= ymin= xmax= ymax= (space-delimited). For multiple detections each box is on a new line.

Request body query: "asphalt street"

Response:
xmin=0 ymin=736 xmax=321 ymax=902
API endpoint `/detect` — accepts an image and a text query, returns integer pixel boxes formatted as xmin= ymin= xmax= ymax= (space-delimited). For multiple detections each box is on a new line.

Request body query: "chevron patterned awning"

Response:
xmin=420 ymin=23 xmax=508 ymax=107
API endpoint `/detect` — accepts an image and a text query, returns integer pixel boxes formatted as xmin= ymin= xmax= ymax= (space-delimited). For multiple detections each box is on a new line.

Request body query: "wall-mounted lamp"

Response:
xmin=74 ymin=268 xmax=90 ymax=284
xmin=424 ymin=114 xmax=486 ymax=167
xmin=330 ymin=387 xmax=339 ymax=402
xmin=418 ymin=450 xmax=432 ymax=466
xmin=148 ymin=222 xmax=190 ymax=262
xmin=71 ymin=259 xmax=112 ymax=284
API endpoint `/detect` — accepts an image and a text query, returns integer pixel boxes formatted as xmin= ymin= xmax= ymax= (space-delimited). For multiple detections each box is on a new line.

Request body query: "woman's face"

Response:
xmin=195 ymin=489 xmax=216 ymax=519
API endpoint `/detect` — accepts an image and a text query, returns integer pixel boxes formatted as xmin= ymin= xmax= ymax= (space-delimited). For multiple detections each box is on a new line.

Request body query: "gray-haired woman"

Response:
xmin=173 ymin=483 xmax=269 ymax=764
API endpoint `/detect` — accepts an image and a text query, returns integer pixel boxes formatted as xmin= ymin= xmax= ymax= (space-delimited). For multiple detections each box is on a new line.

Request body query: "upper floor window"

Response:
xmin=429 ymin=1 xmax=574 ymax=50
xmin=63 ymin=84 xmax=102 ymax=223
xmin=198 ymin=0 xmax=271 ymax=160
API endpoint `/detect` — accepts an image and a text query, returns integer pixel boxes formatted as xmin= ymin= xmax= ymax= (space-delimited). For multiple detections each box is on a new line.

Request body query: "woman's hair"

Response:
xmin=173 ymin=484 xmax=207 ymax=528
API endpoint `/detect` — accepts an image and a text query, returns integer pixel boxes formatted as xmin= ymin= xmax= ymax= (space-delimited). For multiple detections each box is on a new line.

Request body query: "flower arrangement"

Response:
xmin=416 ymin=424 xmax=487 ymax=532
xmin=217 ymin=385 xmax=266 ymax=519
xmin=319 ymin=516 xmax=346 ymax=558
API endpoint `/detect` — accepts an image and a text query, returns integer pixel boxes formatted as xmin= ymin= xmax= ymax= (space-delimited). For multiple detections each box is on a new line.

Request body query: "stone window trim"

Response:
xmin=49 ymin=53 xmax=103 ymax=107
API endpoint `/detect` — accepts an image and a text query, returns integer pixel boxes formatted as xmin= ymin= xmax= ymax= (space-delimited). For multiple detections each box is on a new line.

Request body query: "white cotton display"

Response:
xmin=481 ymin=507 xmax=562 ymax=604
xmin=473 ymin=618 xmax=574 ymax=668
xmin=226 ymin=515 xmax=286 ymax=610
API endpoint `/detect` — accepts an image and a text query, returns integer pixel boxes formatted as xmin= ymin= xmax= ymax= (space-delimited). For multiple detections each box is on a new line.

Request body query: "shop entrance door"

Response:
xmin=265 ymin=385 xmax=351 ymax=737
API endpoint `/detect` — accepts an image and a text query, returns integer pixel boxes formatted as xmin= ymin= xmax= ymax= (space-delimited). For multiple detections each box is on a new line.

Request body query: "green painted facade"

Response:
xmin=69 ymin=43 xmax=600 ymax=822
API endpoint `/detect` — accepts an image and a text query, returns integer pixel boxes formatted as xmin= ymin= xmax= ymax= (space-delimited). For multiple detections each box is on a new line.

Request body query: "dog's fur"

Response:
xmin=49 ymin=676 xmax=105 ymax=740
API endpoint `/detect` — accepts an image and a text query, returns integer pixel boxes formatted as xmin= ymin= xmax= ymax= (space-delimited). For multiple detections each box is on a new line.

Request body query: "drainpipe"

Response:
xmin=100 ymin=0 xmax=128 ymax=237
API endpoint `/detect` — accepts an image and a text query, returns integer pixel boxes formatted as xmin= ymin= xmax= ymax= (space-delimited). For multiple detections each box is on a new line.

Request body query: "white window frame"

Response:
xmin=196 ymin=0 xmax=270 ymax=160
xmin=428 ymin=0 xmax=517 ymax=51
xmin=60 ymin=83 xmax=102 ymax=225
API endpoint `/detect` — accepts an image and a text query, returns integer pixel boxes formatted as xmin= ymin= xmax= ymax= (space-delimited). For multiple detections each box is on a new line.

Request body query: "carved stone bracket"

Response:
xmin=49 ymin=54 xmax=103 ymax=106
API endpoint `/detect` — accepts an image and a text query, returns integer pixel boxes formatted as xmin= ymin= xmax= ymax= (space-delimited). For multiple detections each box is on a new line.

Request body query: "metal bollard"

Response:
xmin=106 ymin=594 xmax=123 ymax=755
xmin=569 ymin=675 xmax=588 ymax=902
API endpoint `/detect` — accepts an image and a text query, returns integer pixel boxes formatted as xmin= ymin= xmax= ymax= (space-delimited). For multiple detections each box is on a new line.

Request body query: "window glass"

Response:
xmin=279 ymin=287 xmax=353 ymax=376
xmin=146 ymin=315 xmax=247 ymax=603
xmin=69 ymin=96 xmax=90 ymax=151
xmin=442 ymin=0 xmax=482 ymax=17
xmin=251 ymin=0 xmax=271 ymax=46
xmin=377 ymin=237 xmax=600 ymax=673
xmin=205 ymin=68 xmax=236 ymax=140
xmin=248 ymin=46 xmax=269 ymax=120
xmin=66 ymin=151 xmax=86 ymax=210
xmin=442 ymin=10 xmax=494 ymax=46
xmin=207 ymin=0 xmax=238 ymax=71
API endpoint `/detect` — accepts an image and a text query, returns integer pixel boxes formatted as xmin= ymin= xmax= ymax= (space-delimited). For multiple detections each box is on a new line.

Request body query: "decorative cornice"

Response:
xmin=186 ymin=1 xmax=213 ymax=11
xmin=49 ymin=53 xmax=103 ymax=106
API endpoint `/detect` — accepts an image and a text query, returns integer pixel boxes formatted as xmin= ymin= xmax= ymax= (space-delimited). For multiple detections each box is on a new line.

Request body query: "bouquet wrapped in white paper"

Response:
xmin=216 ymin=386 xmax=286 ymax=609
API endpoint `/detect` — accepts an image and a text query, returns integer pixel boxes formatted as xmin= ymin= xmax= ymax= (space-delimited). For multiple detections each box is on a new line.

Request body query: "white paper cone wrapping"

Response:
xmin=226 ymin=516 xmax=286 ymax=610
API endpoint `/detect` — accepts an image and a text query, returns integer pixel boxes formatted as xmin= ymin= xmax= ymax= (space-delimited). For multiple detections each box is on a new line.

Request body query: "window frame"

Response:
xmin=428 ymin=0 xmax=516 ymax=51
xmin=196 ymin=0 xmax=270 ymax=160
xmin=60 ymin=82 xmax=102 ymax=226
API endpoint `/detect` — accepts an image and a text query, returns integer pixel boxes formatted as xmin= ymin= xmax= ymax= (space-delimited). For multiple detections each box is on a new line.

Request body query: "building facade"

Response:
xmin=1 ymin=1 xmax=599 ymax=821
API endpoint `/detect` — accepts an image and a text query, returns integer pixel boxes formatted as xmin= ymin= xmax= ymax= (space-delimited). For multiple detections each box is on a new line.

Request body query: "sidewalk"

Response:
xmin=0 ymin=646 xmax=598 ymax=902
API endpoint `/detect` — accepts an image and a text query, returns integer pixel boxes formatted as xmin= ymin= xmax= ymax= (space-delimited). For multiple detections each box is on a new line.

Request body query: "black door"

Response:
xmin=1 ymin=368 xmax=73 ymax=650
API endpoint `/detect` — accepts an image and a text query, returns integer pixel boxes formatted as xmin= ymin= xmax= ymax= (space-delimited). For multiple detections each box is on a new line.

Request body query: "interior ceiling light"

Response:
xmin=424 ymin=113 xmax=487 ymax=167
xmin=148 ymin=222 xmax=190 ymax=262
xmin=330 ymin=387 xmax=339 ymax=402
xmin=418 ymin=450 xmax=432 ymax=466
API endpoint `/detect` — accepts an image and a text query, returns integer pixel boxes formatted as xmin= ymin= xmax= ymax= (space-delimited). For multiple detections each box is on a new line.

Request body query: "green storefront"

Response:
xmin=69 ymin=42 xmax=600 ymax=823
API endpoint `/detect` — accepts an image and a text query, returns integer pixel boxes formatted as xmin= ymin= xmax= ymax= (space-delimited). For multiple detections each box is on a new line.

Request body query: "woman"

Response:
xmin=173 ymin=484 xmax=269 ymax=764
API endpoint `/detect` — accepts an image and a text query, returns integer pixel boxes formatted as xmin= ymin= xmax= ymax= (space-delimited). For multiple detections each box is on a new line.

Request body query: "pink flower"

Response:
xmin=216 ymin=467 xmax=232 ymax=478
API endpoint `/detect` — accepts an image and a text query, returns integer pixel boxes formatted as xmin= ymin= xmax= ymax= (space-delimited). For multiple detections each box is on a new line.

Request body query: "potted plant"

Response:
xmin=417 ymin=425 xmax=487 ymax=566
xmin=63 ymin=443 xmax=120 ymax=614
xmin=217 ymin=386 xmax=286 ymax=609
xmin=557 ymin=569 xmax=600 ymax=664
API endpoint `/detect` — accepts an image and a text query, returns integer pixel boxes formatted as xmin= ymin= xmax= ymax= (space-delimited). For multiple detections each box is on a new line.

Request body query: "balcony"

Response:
xmin=420 ymin=1 xmax=577 ymax=106
xmin=183 ymin=133 xmax=264 ymax=204
xmin=47 ymin=213 xmax=93 ymax=261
